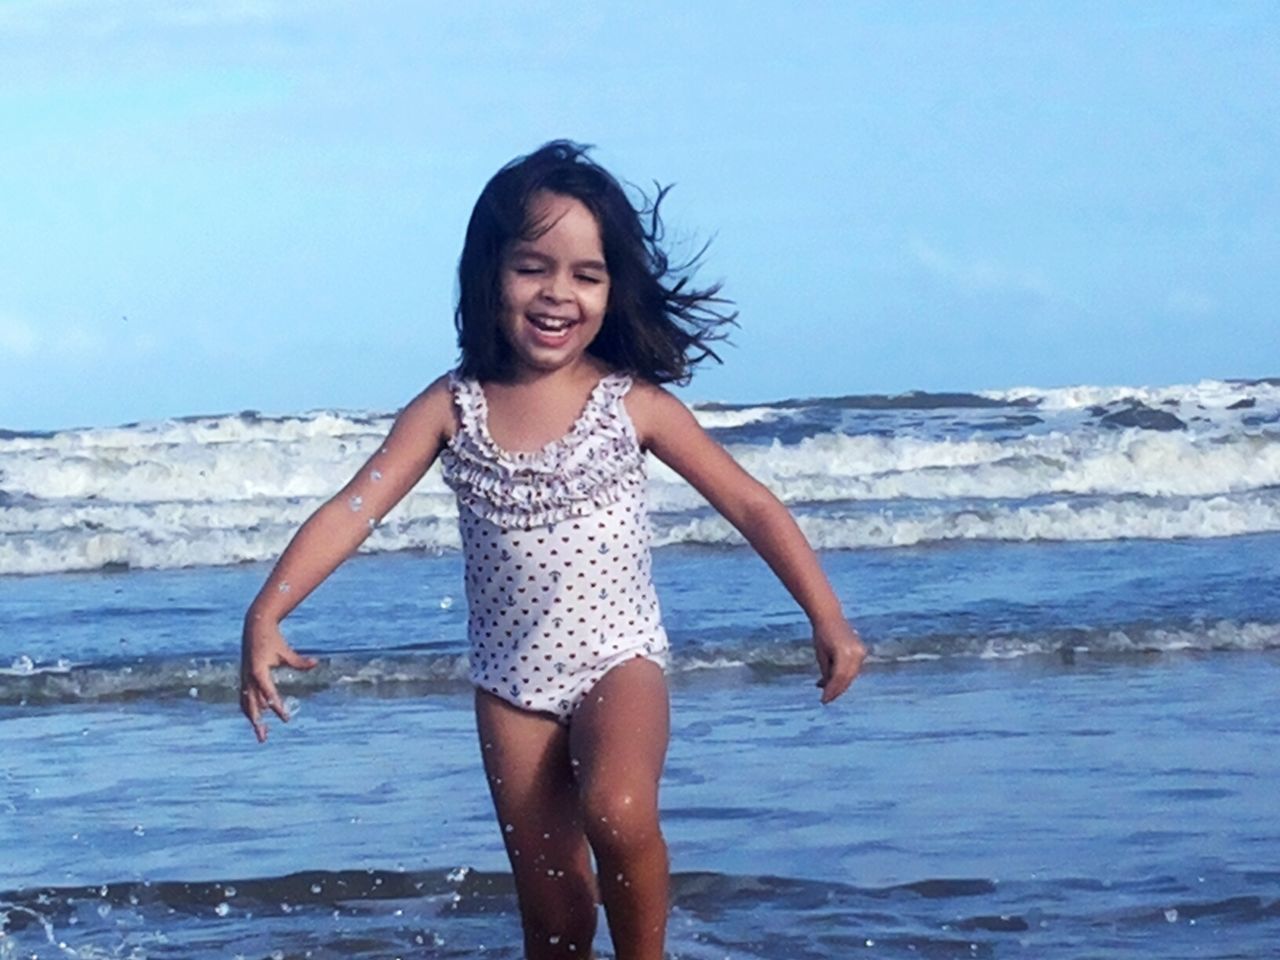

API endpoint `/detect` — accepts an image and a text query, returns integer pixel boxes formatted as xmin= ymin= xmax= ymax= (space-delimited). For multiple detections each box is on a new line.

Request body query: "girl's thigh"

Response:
xmin=474 ymin=691 xmax=596 ymax=890
xmin=570 ymin=657 xmax=670 ymax=807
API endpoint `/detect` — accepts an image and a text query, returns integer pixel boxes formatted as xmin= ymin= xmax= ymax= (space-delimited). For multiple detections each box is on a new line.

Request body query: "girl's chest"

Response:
xmin=483 ymin=392 xmax=585 ymax=455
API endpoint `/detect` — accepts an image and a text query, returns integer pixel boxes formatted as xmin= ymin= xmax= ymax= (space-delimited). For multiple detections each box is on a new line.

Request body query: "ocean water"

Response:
xmin=2 ymin=377 xmax=1279 ymax=958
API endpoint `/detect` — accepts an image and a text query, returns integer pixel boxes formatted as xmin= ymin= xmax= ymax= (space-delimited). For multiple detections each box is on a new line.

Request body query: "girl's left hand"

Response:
xmin=813 ymin=621 xmax=867 ymax=704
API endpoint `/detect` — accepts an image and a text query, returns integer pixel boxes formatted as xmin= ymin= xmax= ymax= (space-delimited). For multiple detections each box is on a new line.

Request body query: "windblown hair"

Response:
xmin=454 ymin=140 xmax=736 ymax=384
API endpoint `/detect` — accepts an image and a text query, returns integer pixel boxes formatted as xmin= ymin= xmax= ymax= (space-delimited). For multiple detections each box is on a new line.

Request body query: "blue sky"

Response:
xmin=2 ymin=1 xmax=1277 ymax=430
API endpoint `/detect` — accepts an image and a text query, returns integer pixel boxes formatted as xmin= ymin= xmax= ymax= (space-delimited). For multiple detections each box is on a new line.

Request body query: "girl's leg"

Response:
xmin=475 ymin=690 xmax=599 ymax=959
xmin=569 ymin=658 xmax=671 ymax=960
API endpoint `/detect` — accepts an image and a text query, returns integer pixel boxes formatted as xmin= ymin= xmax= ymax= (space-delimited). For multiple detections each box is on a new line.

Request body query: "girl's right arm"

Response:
xmin=240 ymin=375 xmax=456 ymax=742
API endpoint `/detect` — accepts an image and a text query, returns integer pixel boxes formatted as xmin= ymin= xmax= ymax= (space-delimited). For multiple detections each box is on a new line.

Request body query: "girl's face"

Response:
xmin=500 ymin=190 xmax=610 ymax=378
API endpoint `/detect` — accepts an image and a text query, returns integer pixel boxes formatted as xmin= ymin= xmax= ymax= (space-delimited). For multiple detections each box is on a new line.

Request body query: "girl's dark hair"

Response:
xmin=454 ymin=140 xmax=736 ymax=384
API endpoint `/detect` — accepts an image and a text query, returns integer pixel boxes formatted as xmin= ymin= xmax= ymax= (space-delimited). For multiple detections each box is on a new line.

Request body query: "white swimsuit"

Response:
xmin=439 ymin=371 xmax=669 ymax=721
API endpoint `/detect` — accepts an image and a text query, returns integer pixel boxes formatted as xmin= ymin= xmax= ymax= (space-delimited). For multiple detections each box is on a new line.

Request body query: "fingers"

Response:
xmin=815 ymin=639 xmax=867 ymax=705
xmin=820 ymin=669 xmax=853 ymax=704
xmin=240 ymin=683 xmax=268 ymax=743
xmin=814 ymin=646 xmax=834 ymax=690
xmin=255 ymin=670 xmax=291 ymax=723
xmin=281 ymin=648 xmax=319 ymax=671
xmin=239 ymin=672 xmax=293 ymax=742
xmin=239 ymin=641 xmax=316 ymax=743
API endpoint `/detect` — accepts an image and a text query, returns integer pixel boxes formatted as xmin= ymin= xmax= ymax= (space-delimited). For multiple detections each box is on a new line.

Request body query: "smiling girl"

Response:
xmin=240 ymin=140 xmax=866 ymax=960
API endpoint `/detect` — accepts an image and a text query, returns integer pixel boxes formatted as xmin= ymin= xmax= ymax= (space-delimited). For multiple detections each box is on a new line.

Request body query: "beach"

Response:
xmin=3 ymin=378 xmax=1279 ymax=958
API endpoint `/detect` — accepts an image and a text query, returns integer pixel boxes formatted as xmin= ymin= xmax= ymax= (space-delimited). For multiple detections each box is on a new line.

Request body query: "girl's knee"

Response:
xmin=581 ymin=783 xmax=663 ymax=857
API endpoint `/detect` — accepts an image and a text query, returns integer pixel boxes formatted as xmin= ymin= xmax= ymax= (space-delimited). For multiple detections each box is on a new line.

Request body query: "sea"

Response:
xmin=2 ymin=377 xmax=1278 ymax=959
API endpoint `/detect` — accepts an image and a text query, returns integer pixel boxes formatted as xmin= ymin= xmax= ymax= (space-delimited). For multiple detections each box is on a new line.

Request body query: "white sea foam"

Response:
xmin=655 ymin=492 xmax=1280 ymax=549
xmin=4 ymin=379 xmax=1279 ymax=573
xmin=651 ymin=428 xmax=1280 ymax=504
xmin=8 ymin=486 xmax=1271 ymax=575
xmin=4 ymin=620 xmax=1275 ymax=705
xmin=982 ymin=378 xmax=1280 ymax=412
xmin=690 ymin=405 xmax=780 ymax=429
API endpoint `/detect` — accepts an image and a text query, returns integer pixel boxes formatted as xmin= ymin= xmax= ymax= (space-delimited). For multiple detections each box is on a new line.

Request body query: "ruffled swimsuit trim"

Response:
xmin=440 ymin=371 xmax=647 ymax=531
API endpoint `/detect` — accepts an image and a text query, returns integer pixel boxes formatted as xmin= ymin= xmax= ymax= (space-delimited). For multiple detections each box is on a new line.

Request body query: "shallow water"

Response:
xmin=4 ymin=378 xmax=1280 ymax=957
xmin=4 ymin=633 xmax=1279 ymax=957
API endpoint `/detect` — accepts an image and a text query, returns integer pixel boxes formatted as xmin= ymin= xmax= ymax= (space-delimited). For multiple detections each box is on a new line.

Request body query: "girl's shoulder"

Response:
xmin=620 ymin=377 xmax=694 ymax=450
xmin=396 ymin=372 xmax=462 ymax=444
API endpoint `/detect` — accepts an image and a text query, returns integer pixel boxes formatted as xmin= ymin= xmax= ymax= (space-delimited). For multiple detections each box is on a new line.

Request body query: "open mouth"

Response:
xmin=528 ymin=313 xmax=578 ymax=333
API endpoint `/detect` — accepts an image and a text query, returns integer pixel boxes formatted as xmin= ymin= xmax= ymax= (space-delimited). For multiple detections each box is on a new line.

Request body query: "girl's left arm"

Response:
xmin=628 ymin=384 xmax=867 ymax=703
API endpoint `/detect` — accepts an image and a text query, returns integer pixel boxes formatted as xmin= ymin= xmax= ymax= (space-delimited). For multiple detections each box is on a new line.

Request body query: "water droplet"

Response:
xmin=277 ymin=581 xmax=291 ymax=594
xmin=96 ymin=904 xmax=111 ymax=919
xmin=348 ymin=495 xmax=364 ymax=512
xmin=310 ymin=883 xmax=322 ymax=895
xmin=371 ymin=470 xmax=383 ymax=482
xmin=504 ymin=823 xmax=514 ymax=833
xmin=367 ymin=518 xmax=377 ymax=530
xmin=865 ymin=939 xmax=875 ymax=947
xmin=548 ymin=935 xmax=561 ymax=945
xmin=440 ymin=596 xmax=454 ymax=609
xmin=447 ymin=866 xmax=470 ymax=883
xmin=224 ymin=885 xmax=237 ymax=898
xmin=188 ymin=687 xmax=199 ymax=698
xmin=132 ymin=824 xmax=145 ymax=836
xmin=214 ymin=902 xmax=230 ymax=917
xmin=1164 ymin=908 xmax=1178 ymax=923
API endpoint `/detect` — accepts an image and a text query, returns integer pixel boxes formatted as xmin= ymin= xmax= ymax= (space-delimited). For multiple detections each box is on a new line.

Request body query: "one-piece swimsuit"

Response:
xmin=438 ymin=370 xmax=669 ymax=722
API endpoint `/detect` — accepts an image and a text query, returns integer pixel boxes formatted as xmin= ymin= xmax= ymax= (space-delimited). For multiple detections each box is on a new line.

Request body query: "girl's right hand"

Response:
xmin=240 ymin=616 xmax=318 ymax=743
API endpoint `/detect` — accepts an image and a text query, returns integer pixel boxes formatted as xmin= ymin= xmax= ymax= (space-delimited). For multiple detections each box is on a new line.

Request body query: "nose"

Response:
xmin=540 ymin=269 xmax=570 ymax=303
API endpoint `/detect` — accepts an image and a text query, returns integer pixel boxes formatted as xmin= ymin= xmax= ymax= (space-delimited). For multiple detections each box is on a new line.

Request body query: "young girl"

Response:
xmin=240 ymin=141 xmax=866 ymax=960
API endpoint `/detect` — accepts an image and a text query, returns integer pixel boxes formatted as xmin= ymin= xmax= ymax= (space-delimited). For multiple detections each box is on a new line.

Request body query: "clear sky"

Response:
xmin=2 ymin=1 xmax=1277 ymax=430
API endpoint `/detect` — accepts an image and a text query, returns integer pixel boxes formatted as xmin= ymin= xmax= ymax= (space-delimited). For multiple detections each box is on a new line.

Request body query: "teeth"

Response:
xmin=530 ymin=315 xmax=573 ymax=332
